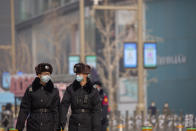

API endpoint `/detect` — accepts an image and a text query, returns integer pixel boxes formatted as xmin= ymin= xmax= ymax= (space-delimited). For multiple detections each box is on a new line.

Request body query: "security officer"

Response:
xmin=16 ymin=63 xmax=60 ymax=131
xmin=93 ymin=81 xmax=109 ymax=131
xmin=60 ymin=63 xmax=102 ymax=131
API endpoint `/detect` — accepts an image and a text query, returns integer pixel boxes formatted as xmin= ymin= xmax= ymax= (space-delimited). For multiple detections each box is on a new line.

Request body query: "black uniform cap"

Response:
xmin=35 ymin=63 xmax=53 ymax=75
xmin=74 ymin=63 xmax=91 ymax=74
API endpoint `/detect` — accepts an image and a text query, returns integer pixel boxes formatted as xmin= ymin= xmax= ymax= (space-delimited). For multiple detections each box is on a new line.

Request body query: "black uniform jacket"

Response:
xmin=60 ymin=79 xmax=102 ymax=131
xmin=16 ymin=77 xmax=60 ymax=131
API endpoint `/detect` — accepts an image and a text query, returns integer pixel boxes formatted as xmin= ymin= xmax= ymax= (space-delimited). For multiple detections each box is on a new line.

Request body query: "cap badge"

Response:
xmin=45 ymin=65 xmax=49 ymax=69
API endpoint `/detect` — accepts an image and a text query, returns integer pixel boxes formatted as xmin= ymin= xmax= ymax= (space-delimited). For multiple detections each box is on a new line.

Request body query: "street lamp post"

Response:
xmin=136 ymin=0 xmax=145 ymax=114
xmin=0 ymin=0 xmax=16 ymax=74
xmin=10 ymin=0 xmax=16 ymax=74
xmin=80 ymin=0 xmax=85 ymax=63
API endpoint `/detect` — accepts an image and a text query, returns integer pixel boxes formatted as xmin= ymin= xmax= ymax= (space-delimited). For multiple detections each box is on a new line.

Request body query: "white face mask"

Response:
xmin=76 ymin=75 xmax=84 ymax=82
xmin=40 ymin=75 xmax=51 ymax=83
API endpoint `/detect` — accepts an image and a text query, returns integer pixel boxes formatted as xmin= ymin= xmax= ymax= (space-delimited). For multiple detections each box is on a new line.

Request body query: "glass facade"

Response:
xmin=18 ymin=0 xmax=75 ymax=22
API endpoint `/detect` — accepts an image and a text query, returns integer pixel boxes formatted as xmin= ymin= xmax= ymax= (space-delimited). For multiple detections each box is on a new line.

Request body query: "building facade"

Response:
xmin=146 ymin=0 xmax=196 ymax=114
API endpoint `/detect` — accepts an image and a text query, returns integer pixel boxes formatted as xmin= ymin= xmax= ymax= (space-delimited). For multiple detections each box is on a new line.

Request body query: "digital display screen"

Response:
xmin=124 ymin=42 xmax=137 ymax=68
xmin=2 ymin=72 xmax=10 ymax=89
xmin=144 ymin=43 xmax=157 ymax=68
xmin=69 ymin=56 xmax=80 ymax=74
xmin=86 ymin=56 xmax=96 ymax=68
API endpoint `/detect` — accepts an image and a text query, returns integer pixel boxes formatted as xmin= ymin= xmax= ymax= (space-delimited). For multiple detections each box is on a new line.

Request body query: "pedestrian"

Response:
xmin=148 ymin=101 xmax=157 ymax=116
xmin=162 ymin=102 xmax=171 ymax=116
xmin=93 ymin=81 xmax=109 ymax=131
xmin=16 ymin=63 xmax=60 ymax=131
xmin=59 ymin=63 xmax=102 ymax=131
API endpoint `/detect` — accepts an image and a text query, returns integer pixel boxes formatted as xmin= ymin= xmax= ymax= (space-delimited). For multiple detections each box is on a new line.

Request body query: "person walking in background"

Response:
xmin=93 ymin=81 xmax=109 ymax=131
xmin=148 ymin=101 xmax=157 ymax=116
xmin=162 ymin=102 xmax=171 ymax=116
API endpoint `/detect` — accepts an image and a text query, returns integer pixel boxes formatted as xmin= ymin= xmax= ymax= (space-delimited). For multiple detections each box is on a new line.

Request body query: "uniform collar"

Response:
xmin=72 ymin=78 xmax=93 ymax=93
xmin=32 ymin=77 xmax=54 ymax=92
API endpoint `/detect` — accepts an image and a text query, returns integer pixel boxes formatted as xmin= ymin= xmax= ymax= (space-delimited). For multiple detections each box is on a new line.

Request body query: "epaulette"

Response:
xmin=29 ymin=86 xmax=33 ymax=92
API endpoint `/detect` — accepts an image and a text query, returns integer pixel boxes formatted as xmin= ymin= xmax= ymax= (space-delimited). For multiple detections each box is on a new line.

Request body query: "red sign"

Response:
xmin=10 ymin=75 xmax=70 ymax=99
xmin=10 ymin=75 xmax=35 ymax=97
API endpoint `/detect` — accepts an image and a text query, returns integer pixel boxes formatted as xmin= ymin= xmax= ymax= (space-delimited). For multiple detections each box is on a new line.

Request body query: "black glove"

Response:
xmin=57 ymin=123 xmax=64 ymax=131
xmin=56 ymin=128 xmax=64 ymax=131
xmin=102 ymin=118 xmax=109 ymax=125
xmin=102 ymin=118 xmax=106 ymax=124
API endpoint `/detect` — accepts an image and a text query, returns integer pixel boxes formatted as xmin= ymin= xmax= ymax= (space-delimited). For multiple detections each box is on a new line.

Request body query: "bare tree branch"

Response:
xmin=97 ymin=57 xmax=108 ymax=68
xmin=97 ymin=64 xmax=107 ymax=87
xmin=95 ymin=17 xmax=107 ymax=37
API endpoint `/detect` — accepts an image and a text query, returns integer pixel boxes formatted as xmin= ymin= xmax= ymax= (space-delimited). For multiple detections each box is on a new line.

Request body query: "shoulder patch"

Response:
xmin=28 ymin=85 xmax=33 ymax=92
xmin=29 ymin=87 xmax=33 ymax=92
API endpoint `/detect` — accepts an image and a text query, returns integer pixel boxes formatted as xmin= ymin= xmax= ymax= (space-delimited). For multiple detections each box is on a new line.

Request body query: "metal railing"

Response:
xmin=0 ymin=110 xmax=196 ymax=131
xmin=107 ymin=111 xmax=196 ymax=131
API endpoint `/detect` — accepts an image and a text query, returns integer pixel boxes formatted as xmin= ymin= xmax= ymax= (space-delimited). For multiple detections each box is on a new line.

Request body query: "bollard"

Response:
xmin=8 ymin=128 xmax=18 ymax=131
xmin=142 ymin=126 xmax=152 ymax=131
xmin=176 ymin=124 xmax=184 ymax=131
xmin=125 ymin=111 xmax=129 ymax=131
xmin=142 ymin=126 xmax=153 ymax=131
xmin=117 ymin=123 xmax=125 ymax=131
xmin=187 ymin=128 xmax=196 ymax=131
xmin=106 ymin=126 xmax=109 ymax=131
xmin=0 ymin=128 xmax=5 ymax=131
